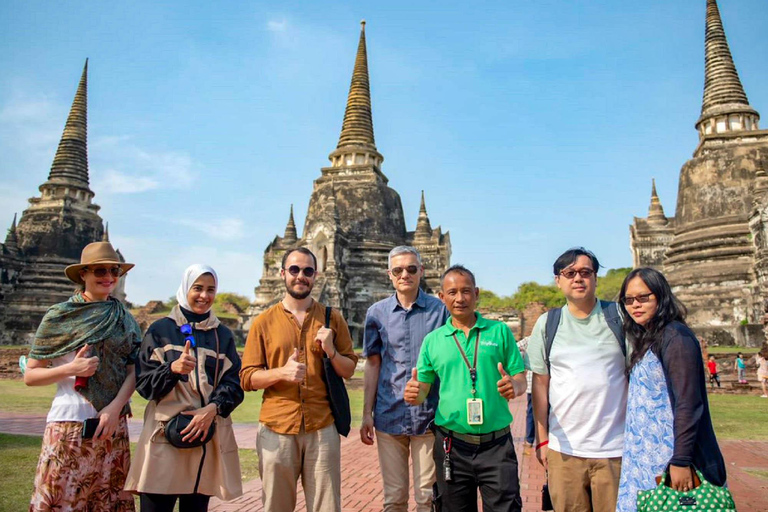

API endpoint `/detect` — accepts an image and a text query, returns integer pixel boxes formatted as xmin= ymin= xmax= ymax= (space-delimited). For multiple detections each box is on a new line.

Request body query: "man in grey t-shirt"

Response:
xmin=528 ymin=247 xmax=628 ymax=512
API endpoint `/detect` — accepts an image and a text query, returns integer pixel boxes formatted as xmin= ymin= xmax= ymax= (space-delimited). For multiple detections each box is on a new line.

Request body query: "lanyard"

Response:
xmin=452 ymin=330 xmax=481 ymax=395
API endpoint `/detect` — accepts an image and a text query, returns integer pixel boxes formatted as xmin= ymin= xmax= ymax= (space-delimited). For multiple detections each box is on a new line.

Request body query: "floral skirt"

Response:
xmin=29 ymin=417 xmax=135 ymax=512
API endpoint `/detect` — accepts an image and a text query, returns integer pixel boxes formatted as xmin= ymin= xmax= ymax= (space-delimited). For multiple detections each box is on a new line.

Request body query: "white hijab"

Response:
xmin=176 ymin=264 xmax=218 ymax=313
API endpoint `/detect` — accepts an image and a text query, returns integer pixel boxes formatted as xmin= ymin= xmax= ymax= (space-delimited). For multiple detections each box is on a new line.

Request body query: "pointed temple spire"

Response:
xmin=4 ymin=214 xmax=19 ymax=254
xmin=647 ymin=179 xmax=668 ymax=226
xmin=414 ymin=190 xmax=433 ymax=242
xmin=101 ymin=222 xmax=110 ymax=242
xmin=696 ymin=0 xmax=759 ymax=135
xmin=283 ymin=205 xmax=298 ymax=244
xmin=47 ymin=59 xmax=90 ymax=188
xmin=337 ymin=21 xmax=375 ymax=150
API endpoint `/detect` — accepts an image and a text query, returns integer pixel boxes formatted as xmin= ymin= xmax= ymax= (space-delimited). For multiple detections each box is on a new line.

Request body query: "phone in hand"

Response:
xmin=81 ymin=417 xmax=100 ymax=439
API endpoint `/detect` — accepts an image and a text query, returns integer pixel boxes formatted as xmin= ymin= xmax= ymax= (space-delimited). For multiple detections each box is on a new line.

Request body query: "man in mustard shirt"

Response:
xmin=405 ymin=264 xmax=526 ymax=512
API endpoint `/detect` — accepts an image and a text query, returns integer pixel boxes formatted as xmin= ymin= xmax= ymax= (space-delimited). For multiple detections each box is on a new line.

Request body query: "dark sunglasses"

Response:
xmin=390 ymin=265 xmax=419 ymax=277
xmin=559 ymin=268 xmax=595 ymax=279
xmin=84 ymin=266 xmax=121 ymax=278
xmin=622 ymin=293 xmax=654 ymax=305
xmin=285 ymin=265 xmax=316 ymax=278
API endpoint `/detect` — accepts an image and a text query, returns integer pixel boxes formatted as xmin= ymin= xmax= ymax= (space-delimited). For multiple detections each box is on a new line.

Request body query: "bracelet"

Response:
xmin=535 ymin=440 xmax=549 ymax=450
xmin=330 ymin=347 xmax=338 ymax=360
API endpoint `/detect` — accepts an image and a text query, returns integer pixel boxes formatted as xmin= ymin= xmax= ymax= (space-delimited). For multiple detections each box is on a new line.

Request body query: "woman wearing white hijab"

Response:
xmin=125 ymin=264 xmax=244 ymax=511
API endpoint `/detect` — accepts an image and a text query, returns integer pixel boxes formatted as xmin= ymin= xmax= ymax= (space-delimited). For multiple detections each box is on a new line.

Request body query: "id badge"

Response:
xmin=467 ymin=398 xmax=484 ymax=425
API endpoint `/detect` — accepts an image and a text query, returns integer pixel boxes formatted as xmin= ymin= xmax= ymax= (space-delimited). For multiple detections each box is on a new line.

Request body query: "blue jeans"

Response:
xmin=525 ymin=393 xmax=535 ymax=445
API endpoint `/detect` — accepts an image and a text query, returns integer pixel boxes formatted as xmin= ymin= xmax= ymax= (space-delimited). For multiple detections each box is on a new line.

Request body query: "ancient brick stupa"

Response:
xmin=630 ymin=0 xmax=768 ymax=345
xmin=0 ymin=61 xmax=126 ymax=344
xmin=249 ymin=22 xmax=451 ymax=344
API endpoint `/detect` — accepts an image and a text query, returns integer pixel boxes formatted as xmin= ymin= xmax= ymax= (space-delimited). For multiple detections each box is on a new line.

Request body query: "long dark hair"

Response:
xmin=619 ymin=267 xmax=687 ymax=372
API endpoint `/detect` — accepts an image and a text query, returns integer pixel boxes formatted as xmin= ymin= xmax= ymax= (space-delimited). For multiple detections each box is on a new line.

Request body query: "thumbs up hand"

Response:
xmin=171 ymin=340 xmax=197 ymax=375
xmin=69 ymin=344 xmax=99 ymax=377
xmin=497 ymin=362 xmax=516 ymax=400
xmin=404 ymin=368 xmax=423 ymax=405
xmin=281 ymin=348 xmax=307 ymax=383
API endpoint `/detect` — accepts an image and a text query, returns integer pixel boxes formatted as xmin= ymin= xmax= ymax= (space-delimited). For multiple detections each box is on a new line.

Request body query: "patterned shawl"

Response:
xmin=30 ymin=294 xmax=142 ymax=413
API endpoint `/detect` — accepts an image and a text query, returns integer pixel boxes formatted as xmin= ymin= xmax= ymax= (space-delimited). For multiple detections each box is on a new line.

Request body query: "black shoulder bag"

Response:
xmin=321 ymin=306 xmax=351 ymax=437
xmin=165 ymin=329 xmax=220 ymax=448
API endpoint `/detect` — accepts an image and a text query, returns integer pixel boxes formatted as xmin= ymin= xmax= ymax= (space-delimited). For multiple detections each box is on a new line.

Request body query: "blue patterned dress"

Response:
xmin=616 ymin=350 xmax=675 ymax=512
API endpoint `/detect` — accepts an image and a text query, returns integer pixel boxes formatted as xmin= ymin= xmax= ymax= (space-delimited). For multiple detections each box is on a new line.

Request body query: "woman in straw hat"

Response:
xmin=24 ymin=241 xmax=141 ymax=512
xmin=125 ymin=264 xmax=243 ymax=511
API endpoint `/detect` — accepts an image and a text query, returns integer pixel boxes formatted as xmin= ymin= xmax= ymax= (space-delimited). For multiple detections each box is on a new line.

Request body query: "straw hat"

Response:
xmin=64 ymin=242 xmax=135 ymax=285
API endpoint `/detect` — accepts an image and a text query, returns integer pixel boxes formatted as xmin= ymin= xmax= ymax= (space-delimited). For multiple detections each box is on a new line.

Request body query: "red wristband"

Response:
xmin=535 ymin=440 xmax=549 ymax=450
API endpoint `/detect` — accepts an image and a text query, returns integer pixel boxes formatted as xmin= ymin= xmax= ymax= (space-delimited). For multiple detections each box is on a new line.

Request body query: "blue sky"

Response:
xmin=1 ymin=0 xmax=767 ymax=305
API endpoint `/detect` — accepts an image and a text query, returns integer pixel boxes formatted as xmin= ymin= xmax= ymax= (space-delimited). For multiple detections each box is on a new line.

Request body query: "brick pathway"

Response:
xmin=2 ymin=397 xmax=766 ymax=511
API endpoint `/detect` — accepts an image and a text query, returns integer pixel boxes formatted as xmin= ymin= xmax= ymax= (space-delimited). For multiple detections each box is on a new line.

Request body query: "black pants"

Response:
xmin=140 ymin=493 xmax=211 ymax=512
xmin=434 ymin=428 xmax=522 ymax=512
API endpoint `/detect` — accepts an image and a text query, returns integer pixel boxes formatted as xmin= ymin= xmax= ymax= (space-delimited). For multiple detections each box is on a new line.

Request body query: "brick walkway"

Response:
xmin=2 ymin=396 xmax=766 ymax=511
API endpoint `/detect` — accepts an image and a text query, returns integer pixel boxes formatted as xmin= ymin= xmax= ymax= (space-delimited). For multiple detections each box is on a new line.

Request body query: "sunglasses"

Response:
xmin=390 ymin=265 xmax=419 ymax=277
xmin=622 ymin=293 xmax=654 ymax=305
xmin=559 ymin=268 xmax=595 ymax=279
xmin=285 ymin=265 xmax=316 ymax=278
xmin=84 ymin=266 xmax=121 ymax=278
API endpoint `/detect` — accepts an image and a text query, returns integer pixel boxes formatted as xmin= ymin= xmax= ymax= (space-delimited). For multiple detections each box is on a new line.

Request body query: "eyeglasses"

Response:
xmin=622 ymin=293 xmax=654 ymax=305
xmin=559 ymin=268 xmax=595 ymax=279
xmin=390 ymin=265 xmax=419 ymax=277
xmin=285 ymin=265 xmax=316 ymax=278
xmin=84 ymin=266 xmax=121 ymax=278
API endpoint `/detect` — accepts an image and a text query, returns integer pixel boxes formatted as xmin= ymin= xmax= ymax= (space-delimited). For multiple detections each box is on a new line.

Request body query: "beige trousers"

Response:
xmin=376 ymin=431 xmax=436 ymax=512
xmin=547 ymin=448 xmax=622 ymax=512
xmin=256 ymin=422 xmax=341 ymax=512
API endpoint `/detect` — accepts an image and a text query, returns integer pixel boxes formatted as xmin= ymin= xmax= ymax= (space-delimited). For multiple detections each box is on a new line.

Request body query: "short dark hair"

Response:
xmin=553 ymin=247 xmax=600 ymax=276
xmin=440 ymin=264 xmax=476 ymax=288
xmin=282 ymin=247 xmax=317 ymax=270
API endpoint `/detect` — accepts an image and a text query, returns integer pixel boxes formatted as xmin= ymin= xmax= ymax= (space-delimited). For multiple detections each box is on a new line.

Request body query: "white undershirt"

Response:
xmin=46 ymin=351 xmax=99 ymax=423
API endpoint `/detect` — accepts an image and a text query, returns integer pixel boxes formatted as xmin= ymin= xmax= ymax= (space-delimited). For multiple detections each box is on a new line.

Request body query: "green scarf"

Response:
xmin=30 ymin=294 xmax=142 ymax=413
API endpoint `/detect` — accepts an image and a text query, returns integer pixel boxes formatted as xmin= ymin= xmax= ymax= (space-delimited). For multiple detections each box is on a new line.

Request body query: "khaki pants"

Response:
xmin=376 ymin=431 xmax=435 ymax=512
xmin=547 ymin=449 xmax=621 ymax=512
xmin=256 ymin=422 xmax=341 ymax=512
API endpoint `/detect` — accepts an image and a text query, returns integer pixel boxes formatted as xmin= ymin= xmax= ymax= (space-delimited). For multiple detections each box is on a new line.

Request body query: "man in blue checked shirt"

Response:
xmin=361 ymin=246 xmax=448 ymax=512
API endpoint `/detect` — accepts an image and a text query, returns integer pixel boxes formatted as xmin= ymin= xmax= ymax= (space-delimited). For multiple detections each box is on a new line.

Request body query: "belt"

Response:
xmin=437 ymin=425 xmax=510 ymax=446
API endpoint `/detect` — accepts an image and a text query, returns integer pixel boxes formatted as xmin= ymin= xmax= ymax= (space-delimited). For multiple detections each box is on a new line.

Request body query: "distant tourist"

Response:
xmin=404 ymin=264 xmax=526 ymax=512
xmin=528 ymin=247 xmax=627 ymax=512
xmin=360 ymin=246 xmax=447 ymax=512
xmin=756 ymin=347 xmax=768 ymax=398
xmin=517 ymin=337 xmax=535 ymax=448
xmin=240 ymin=247 xmax=358 ymax=512
xmin=24 ymin=242 xmax=140 ymax=511
xmin=615 ymin=267 xmax=727 ymax=512
xmin=707 ymin=355 xmax=721 ymax=389
xmin=125 ymin=264 xmax=244 ymax=511
xmin=735 ymin=352 xmax=747 ymax=384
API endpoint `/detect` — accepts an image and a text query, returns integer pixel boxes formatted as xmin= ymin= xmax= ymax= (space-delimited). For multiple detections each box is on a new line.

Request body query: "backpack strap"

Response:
xmin=544 ymin=307 xmax=562 ymax=373
xmin=600 ymin=300 xmax=627 ymax=358
xmin=325 ymin=306 xmax=332 ymax=329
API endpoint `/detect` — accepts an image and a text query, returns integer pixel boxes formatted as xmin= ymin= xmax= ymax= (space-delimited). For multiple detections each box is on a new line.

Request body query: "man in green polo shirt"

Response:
xmin=404 ymin=264 xmax=526 ymax=512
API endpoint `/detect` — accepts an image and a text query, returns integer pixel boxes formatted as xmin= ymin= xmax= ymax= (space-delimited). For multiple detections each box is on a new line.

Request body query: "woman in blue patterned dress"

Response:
xmin=615 ymin=268 xmax=726 ymax=512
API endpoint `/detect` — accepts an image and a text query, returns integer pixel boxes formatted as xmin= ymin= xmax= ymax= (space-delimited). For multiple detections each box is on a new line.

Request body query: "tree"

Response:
xmin=509 ymin=282 xmax=564 ymax=311
xmin=596 ymin=267 xmax=632 ymax=302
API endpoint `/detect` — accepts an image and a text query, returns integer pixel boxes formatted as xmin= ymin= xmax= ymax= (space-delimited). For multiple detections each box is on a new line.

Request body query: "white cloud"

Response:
xmin=267 ymin=19 xmax=288 ymax=32
xmin=0 ymin=93 xmax=64 ymax=164
xmin=97 ymin=169 xmax=160 ymax=194
xmin=175 ymin=217 xmax=246 ymax=241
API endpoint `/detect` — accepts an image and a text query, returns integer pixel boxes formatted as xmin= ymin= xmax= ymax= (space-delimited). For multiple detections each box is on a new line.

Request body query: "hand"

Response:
xmin=497 ymin=363 xmax=516 ymax=400
xmin=535 ymin=443 xmax=549 ymax=470
xmin=360 ymin=414 xmax=375 ymax=445
xmin=404 ymin=368 xmax=422 ymax=405
xmin=69 ymin=345 xmax=99 ymax=378
xmin=180 ymin=404 xmax=217 ymax=442
xmin=315 ymin=327 xmax=336 ymax=357
xmin=171 ymin=341 xmax=196 ymax=375
xmin=94 ymin=403 xmax=120 ymax=440
xmin=669 ymin=464 xmax=695 ymax=492
xmin=281 ymin=349 xmax=307 ymax=383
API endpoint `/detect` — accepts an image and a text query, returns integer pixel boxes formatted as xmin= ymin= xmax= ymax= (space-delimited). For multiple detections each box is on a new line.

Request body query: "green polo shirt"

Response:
xmin=416 ymin=313 xmax=524 ymax=435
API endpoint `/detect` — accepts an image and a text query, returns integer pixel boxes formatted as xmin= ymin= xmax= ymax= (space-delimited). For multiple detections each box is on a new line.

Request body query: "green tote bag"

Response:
xmin=637 ymin=469 xmax=736 ymax=512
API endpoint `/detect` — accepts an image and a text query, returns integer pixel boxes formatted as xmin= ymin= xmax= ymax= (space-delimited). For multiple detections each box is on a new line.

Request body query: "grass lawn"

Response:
xmin=707 ymin=346 xmax=760 ymax=354
xmin=708 ymin=394 xmax=768 ymax=440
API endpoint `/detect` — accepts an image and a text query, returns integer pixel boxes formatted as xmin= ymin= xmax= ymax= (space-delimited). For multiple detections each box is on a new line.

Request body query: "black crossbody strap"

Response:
xmin=325 ymin=306 xmax=332 ymax=329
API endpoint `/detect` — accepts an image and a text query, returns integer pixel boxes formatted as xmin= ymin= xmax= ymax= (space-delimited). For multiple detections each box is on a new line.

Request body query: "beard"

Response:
xmin=285 ymin=279 xmax=313 ymax=300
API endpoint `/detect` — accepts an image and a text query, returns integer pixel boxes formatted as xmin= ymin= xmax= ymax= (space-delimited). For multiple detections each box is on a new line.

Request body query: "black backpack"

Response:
xmin=543 ymin=300 xmax=626 ymax=372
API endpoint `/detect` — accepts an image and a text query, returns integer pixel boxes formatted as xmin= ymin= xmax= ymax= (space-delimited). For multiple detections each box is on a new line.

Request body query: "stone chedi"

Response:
xmin=250 ymin=22 xmax=451 ymax=344
xmin=0 ymin=61 xmax=126 ymax=344
xmin=630 ymin=0 xmax=768 ymax=345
